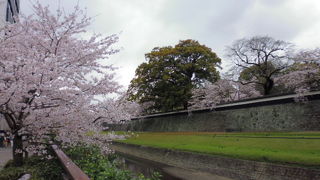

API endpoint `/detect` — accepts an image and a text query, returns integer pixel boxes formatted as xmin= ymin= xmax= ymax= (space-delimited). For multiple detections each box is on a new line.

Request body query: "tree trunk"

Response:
xmin=12 ymin=133 xmax=23 ymax=166
xmin=183 ymin=102 xmax=188 ymax=110
xmin=264 ymin=78 xmax=274 ymax=95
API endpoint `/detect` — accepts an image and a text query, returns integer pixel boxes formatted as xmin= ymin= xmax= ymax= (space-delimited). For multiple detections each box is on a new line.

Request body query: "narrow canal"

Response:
xmin=118 ymin=153 xmax=233 ymax=180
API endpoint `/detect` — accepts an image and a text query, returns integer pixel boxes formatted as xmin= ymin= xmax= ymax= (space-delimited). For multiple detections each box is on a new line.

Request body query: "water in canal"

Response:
xmin=119 ymin=154 xmax=182 ymax=180
xmin=118 ymin=154 xmax=233 ymax=180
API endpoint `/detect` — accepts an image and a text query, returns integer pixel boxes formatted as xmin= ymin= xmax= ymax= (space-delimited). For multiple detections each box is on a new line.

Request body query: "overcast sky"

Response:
xmin=21 ymin=0 xmax=320 ymax=87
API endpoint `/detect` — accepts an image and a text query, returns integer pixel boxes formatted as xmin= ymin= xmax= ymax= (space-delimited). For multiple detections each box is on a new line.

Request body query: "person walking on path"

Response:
xmin=0 ymin=133 xmax=4 ymax=148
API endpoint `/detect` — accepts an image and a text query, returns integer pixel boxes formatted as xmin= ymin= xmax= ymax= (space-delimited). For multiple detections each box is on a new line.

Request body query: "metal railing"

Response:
xmin=51 ymin=145 xmax=90 ymax=180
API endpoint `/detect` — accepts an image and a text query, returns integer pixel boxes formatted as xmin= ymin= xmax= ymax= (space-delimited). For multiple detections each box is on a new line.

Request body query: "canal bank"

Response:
xmin=119 ymin=153 xmax=232 ymax=180
xmin=111 ymin=142 xmax=320 ymax=180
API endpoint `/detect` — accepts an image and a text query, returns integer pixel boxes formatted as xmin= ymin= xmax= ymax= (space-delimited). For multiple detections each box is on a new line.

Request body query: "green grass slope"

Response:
xmin=116 ymin=132 xmax=320 ymax=168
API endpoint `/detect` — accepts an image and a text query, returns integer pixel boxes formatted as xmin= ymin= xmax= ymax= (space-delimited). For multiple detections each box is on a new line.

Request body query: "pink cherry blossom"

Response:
xmin=0 ymin=3 xmax=134 ymax=164
xmin=189 ymin=79 xmax=260 ymax=110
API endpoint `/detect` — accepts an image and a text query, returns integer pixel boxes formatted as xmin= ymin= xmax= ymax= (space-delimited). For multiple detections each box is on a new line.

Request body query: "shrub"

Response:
xmin=64 ymin=145 xmax=161 ymax=180
xmin=0 ymin=145 xmax=161 ymax=180
xmin=0 ymin=156 xmax=63 ymax=180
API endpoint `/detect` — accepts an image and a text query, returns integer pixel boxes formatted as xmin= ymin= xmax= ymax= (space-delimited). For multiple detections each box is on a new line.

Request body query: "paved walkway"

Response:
xmin=0 ymin=147 xmax=12 ymax=170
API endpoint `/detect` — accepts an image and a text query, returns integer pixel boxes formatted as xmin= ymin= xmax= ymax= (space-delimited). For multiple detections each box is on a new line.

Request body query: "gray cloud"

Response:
xmin=21 ymin=0 xmax=320 ymax=86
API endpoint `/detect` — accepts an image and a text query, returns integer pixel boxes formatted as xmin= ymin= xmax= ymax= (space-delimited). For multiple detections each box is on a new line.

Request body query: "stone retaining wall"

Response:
xmin=107 ymin=92 xmax=320 ymax=132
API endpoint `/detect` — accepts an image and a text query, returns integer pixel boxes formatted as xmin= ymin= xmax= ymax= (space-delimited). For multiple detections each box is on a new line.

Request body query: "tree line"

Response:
xmin=127 ymin=37 xmax=320 ymax=113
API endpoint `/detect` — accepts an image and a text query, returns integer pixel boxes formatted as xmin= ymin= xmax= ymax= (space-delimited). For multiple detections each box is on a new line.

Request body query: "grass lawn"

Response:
xmin=115 ymin=131 xmax=320 ymax=168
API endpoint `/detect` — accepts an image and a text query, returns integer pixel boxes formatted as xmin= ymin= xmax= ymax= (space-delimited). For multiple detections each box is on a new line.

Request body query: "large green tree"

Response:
xmin=128 ymin=40 xmax=221 ymax=113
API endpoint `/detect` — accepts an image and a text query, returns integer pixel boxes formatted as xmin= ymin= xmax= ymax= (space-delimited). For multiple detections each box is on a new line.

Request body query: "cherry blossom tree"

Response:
xmin=189 ymin=79 xmax=260 ymax=110
xmin=116 ymin=93 xmax=143 ymax=118
xmin=0 ymin=3 xmax=127 ymax=166
xmin=94 ymin=92 xmax=143 ymax=127
xmin=276 ymin=48 xmax=320 ymax=95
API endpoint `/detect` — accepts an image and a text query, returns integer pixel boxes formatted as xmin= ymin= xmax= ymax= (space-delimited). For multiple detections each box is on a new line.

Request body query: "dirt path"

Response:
xmin=0 ymin=147 xmax=12 ymax=170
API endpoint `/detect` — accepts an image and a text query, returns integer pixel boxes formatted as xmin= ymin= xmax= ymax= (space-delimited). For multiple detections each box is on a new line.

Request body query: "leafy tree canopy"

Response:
xmin=128 ymin=39 xmax=221 ymax=113
xmin=239 ymin=62 xmax=278 ymax=94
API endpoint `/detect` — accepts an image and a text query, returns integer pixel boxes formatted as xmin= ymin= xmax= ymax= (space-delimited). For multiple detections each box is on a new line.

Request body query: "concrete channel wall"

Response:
xmin=107 ymin=91 xmax=320 ymax=132
xmin=111 ymin=142 xmax=320 ymax=180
